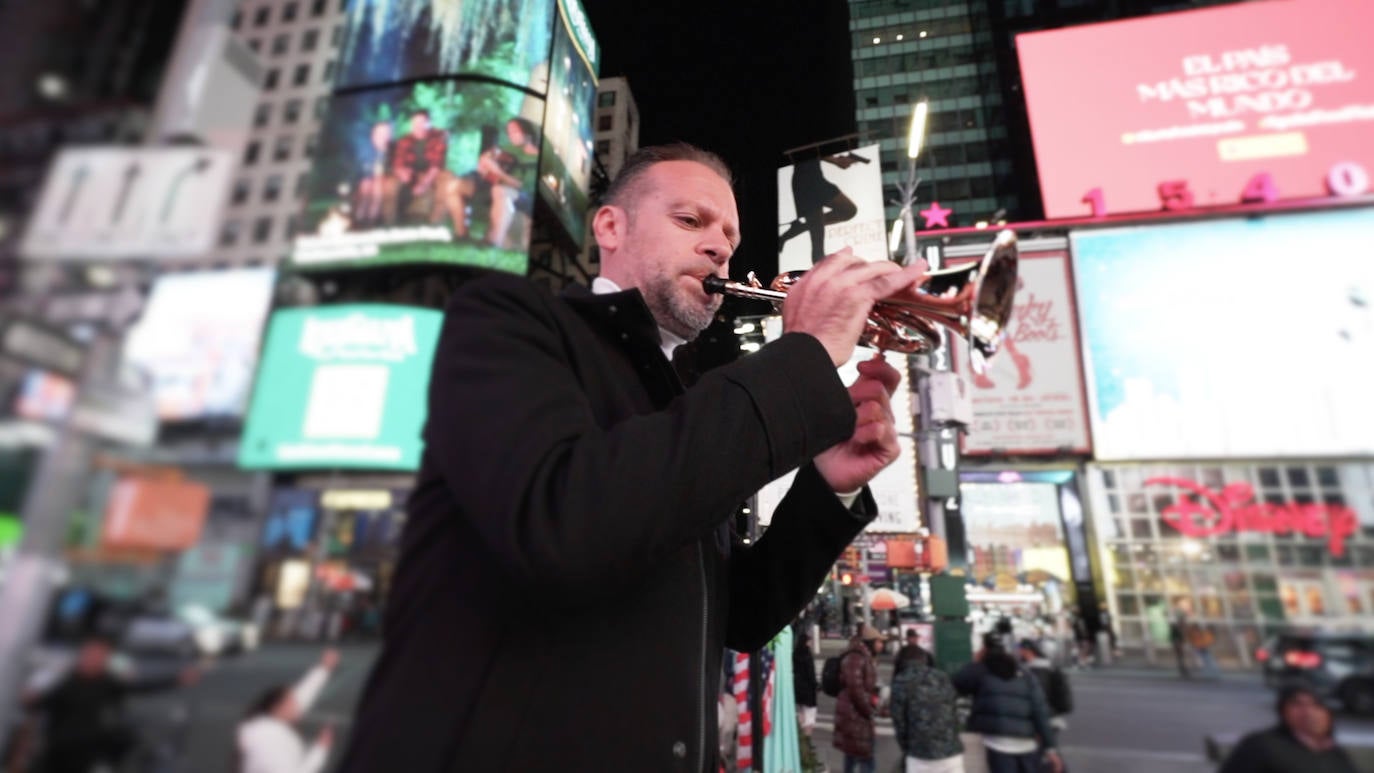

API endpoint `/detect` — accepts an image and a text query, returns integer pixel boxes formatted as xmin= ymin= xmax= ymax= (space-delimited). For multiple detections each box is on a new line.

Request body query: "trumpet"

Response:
xmin=702 ymin=229 xmax=1018 ymax=373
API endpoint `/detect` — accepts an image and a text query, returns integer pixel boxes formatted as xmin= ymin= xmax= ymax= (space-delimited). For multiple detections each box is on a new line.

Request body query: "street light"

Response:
xmin=907 ymin=100 xmax=929 ymax=160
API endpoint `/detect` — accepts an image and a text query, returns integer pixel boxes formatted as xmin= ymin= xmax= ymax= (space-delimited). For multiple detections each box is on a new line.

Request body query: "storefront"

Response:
xmin=1086 ymin=460 xmax=1374 ymax=667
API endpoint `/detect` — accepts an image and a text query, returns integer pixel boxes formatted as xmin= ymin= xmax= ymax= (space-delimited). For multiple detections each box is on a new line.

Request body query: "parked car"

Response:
xmin=122 ymin=603 xmax=260 ymax=658
xmin=1256 ymin=631 xmax=1374 ymax=714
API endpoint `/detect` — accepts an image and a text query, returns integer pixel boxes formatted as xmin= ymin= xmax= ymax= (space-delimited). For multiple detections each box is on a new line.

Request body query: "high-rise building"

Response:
xmin=592 ymin=76 xmax=640 ymax=181
xmin=215 ymin=0 xmax=348 ymax=271
xmin=847 ymin=0 xmax=1242 ymax=229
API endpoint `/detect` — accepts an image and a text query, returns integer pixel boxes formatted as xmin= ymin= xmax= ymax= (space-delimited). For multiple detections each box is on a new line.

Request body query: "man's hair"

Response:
xmin=602 ymin=142 xmax=733 ymax=211
xmin=412 ymin=109 xmax=431 ymax=120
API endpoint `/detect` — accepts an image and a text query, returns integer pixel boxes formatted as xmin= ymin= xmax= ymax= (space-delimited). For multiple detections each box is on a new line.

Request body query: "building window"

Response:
xmin=273 ymin=136 xmax=293 ymax=162
xmin=231 ymin=179 xmax=251 ymax=206
xmin=304 ymin=134 xmax=318 ymax=158
xmin=286 ymin=215 xmax=299 ymax=239
xmin=311 ymin=0 xmax=327 ymax=17
xmin=292 ymin=64 xmax=311 ymax=87
xmin=331 ymin=25 xmax=344 ymax=47
xmin=864 ymin=96 xmax=878 ymax=108
xmin=253 ymin=103 xmax=272 ymax=128
xmin=264 ymin=69 xmax=280 ymax=91
xmin=296 ymin=173 xmax=310 ymax=196
xmin=272 ymin=34 xmax=290 ymax=56
xmin=220 ymin=220 xmax=241 ymax=246
xmin=253 ymin=7 xmax=270 ymax=27
xmin=247 ymin=39 xmax=262 ymax=53
xmin=301 ymin=28 xmax=319 ymax=52
xmin=323 ymin=61 xmax=335 ymax=82
xmin=596 ymin=139 xmax=611 ymax=154
xmin=253 ymin=217 xmax=273 ymax=243
xmin=230 ymin=10 xmax=242 ymax=29
xmin=283 ymin=99 xmax=303 ymax=124
xmin=597 ymin=115 xmax=612 ymax=131
xmin=243 ymin=141 xmax=261 ymax=166
xmin=283 ymin=1 xmax=298 ymax=21
xmin=314 ymin=96 xmax=330 ymax=118
xmin=263 ymin=174 xmax=283 ymax=203
xmin=597 ymin=91 xmax=615 ymax=107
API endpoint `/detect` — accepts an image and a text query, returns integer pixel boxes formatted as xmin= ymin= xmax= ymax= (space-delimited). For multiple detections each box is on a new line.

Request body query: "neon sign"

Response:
xmin=1144 ymin=477 xmax=1359 ymax=557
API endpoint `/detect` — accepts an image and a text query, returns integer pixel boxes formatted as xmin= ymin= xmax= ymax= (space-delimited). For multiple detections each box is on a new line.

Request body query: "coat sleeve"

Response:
xmin=725 ymin=464 xmax=874 ymax=651
xmin=1024 ymin=670 xmax=1058 ymax=750
xmin=1217 ymin=732 xmax=1272 ymax=773
xmin=423 ymin=278 xmax=857 ymax=598
xmin=889 ymin=678 xmax=910 ymax=752
xmin=841 ymin=652 xmax=875 ymax=719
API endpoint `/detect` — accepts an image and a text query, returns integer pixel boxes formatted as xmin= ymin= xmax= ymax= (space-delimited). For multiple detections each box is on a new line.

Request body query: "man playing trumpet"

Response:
xmin=339 ymin=143 xmax=927 ymax=772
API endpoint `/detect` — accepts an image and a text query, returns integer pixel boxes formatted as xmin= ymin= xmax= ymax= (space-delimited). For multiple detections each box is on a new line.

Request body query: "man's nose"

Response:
xmin=701 ymin=235 xmax=732 ymax=266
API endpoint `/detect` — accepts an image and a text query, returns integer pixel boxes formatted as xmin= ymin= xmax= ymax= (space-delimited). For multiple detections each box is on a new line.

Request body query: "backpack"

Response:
xmin=820 ymin=651 xmax=854 ymax=697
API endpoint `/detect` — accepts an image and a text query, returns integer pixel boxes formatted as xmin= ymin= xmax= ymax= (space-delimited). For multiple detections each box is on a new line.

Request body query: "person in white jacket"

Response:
xmin=237 ymin=648 xmax=339 ymax=773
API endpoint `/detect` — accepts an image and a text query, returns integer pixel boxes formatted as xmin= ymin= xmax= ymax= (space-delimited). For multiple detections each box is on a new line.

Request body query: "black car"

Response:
xmin=1257 ymin=631 xmax=1374 ymax=714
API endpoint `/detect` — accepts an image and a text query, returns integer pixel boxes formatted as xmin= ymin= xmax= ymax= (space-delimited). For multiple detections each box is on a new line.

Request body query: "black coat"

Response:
xmin=794 ymin=643 xmax=818 ymax=707
xmin=339 ymin=274 xmax=874 ymax=772
xmin=1219 ymin=726 xmax=1359 ymax=773
xmin=952 ymin=659 xmax=1057 ymax=749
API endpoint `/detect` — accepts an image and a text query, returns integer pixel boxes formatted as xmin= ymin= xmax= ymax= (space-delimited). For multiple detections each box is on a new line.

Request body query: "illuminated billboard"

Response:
xmin=1071 ymin=207 xmax=1374 ymax=460
xmin=337 ymin=0 xmax=555 ymax=93
xmin=777 ymin=144 xmax=889 ymax=273
xmin=1018 ymin=0 xmax=1374 ymax=219
xmin=123 ymin=268 xmax=276 ymax=421
xmin=292 ymin=83 xmax=544 ymax=273
xmin=238 ymin=305 xmax=442 ymax=471
xmin=538 ymin=0 xmax=599 ymax=245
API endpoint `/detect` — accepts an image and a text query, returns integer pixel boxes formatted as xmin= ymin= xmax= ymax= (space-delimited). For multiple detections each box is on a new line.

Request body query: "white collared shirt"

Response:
xmin=590 ymin=276 xmax=685 ymax=362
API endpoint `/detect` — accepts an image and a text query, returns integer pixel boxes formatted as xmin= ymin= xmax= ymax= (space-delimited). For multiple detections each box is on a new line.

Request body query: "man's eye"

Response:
xmin=676 ymin=215 xmax=699 ymax=227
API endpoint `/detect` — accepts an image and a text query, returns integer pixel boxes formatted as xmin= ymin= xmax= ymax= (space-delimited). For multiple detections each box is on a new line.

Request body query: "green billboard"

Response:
xmin=237 ymin=305 xmax=442 ymax=471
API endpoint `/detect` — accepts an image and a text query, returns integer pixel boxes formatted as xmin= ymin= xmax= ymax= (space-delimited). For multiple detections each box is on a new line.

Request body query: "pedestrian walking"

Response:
xmin=22 ymin=636 xmax=200 ymax=773
xmin=894 ymin=628 xmax=933 ymax=679
xmin=794 ymin=631 xmax=825 ymax=772
xmin=834 ymin=624 xmax=885 ymax=773
xmin=1017 ymin=640 xmax=1072 ymax=731
xmin=1187 ymin=622 xmax=1220 ymax=679
xmin=890 ymin=645 xmax=964 ymax=773
xmin=1220 ymin=686 xmax=1359 ymax=773
xmin=953 ymin=635 xmax=1062 ymax=773
xmin=338 ymin=142 xmax=922 ymax=771
xmin=236 ymin=648 xmax=340 ymax=773
xmin=1169 ymin=614 xmax=1191 ymax=679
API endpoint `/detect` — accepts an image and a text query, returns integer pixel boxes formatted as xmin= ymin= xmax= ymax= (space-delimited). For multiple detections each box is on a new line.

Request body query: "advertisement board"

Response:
xmin=19 ymin=147 xmax=236 ymax=260
xmin=337 ymin=0 xmax=556 ymax=94
xmin=291 ymin=83 xmax=544 ymax=273
xmin=1018 ymin=0 xmax=1374 ymax=219
xmin=238 ymin=305 xmax=443 ymax=471
xmin=777 ymin=143 xmax=889 ymax=273
xmin=123 ymin=268 xmax=276 ymax=421
xmin=1071 ymin=208 xmax=1374 ymax=460
xmin=102 ymin=477 xmax=211 ymax=551
xmin=952 ymin=249 xmax=1091 ymax=455
xmin=538 ymin=0 xmax=599 ymax=245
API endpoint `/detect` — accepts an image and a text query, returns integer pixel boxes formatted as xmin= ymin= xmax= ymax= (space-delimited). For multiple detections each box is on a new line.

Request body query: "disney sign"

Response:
xmin=1143 ymin=477 xmax=1359 ymax=557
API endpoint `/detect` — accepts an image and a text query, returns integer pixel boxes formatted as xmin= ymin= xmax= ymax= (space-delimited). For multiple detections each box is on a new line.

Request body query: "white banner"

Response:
xmin=20 ymin=146 xmax=235 ymax=260
xmin=777 ymin=143 xmax=889 ymax=273
xmin=954 ymin=249 xmax=1091 ymax=455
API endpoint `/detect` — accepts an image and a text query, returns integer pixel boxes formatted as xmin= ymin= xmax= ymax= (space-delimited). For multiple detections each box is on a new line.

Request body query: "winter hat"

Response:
xmin=860 ymin=624 xmax=885 ymax=642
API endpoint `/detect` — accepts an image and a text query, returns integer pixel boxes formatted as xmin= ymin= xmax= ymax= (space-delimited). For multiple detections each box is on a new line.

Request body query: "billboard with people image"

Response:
xmin=537 ymin=0 xmax=599 ymax=245
xmin=292 ymin=82 xmax=544 ymax=273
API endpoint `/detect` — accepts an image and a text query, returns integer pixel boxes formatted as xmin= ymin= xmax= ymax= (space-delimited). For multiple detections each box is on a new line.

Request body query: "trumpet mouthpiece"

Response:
xmin=702 ymin=275 xmax=730 ymax=295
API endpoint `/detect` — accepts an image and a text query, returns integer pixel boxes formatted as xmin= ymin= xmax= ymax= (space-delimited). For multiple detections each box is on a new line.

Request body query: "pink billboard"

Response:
xmin=1018 ymin=0 xmax=1374 ymax=219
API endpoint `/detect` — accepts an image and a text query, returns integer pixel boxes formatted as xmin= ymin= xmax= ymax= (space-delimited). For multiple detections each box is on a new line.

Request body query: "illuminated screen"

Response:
xmin=291 ymin=82 xmax=545 ymax=273
xmin=238 ymin=304 xmax=442 ymax=471
xmin=1018 ymin=0 xmax=1374 ymax=219
xmin=336 ymin=0 xmax=555 ymax=94
xmin=538 ymin=0 xmax=599 ymax=245
xmin=1071 ymin=208 xmax=1374 ymax=460
xmin=123 ymin=268 xmax=276 ymax=421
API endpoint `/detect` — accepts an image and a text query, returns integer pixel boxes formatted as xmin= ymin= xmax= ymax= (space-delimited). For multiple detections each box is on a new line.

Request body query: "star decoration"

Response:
xmin=920 ymin=202 xmax=952 ymax=228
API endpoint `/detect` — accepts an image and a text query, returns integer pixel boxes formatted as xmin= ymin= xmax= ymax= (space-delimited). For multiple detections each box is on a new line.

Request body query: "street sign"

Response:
xmin=0 ymin=318 xmax=85 ymax=376
xmin=19 ymin=146 xmax=235 ymax=260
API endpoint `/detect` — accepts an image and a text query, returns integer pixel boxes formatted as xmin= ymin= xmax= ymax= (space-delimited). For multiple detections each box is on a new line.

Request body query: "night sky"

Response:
xmin=585 ymin=0 xmax=858 ymax=280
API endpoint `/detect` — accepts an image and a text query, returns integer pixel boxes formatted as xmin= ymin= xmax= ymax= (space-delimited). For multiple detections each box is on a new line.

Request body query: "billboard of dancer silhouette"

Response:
xmin=778 ymin=150 xmax=870 ymax=265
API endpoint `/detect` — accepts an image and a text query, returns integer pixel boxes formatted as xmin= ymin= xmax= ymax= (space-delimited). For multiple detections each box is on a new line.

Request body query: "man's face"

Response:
xmin=1283 ymin=692 xmax=1332 ymax=738
xmin=597 ymin=160 xmax=739 ymax=340
xmin=371 ymin=123 xmax=392 ymax=149
xmin=410 ymin=113 xmax=429 ymax=138
xmin=76 ymin=641 xmax=111 ymax=675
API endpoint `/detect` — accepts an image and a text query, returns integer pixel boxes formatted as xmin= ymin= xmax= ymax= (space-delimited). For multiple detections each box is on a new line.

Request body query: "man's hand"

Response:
xmin=316 ymin=725 xmax=335 ymax=749
xmin=320 ymin=648 xmax=341 ymax=671
xmin=815 ymin=354 xmax=902 ymax=494
xmin=782 ymin=249 xmax=927 ymax=366
xmin=1044 ymin=749 xmax=1063 ymax=773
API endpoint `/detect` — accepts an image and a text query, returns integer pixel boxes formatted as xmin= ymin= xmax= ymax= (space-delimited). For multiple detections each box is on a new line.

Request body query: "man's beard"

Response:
xmin=642 ymin=273 xmax=720 ymax=340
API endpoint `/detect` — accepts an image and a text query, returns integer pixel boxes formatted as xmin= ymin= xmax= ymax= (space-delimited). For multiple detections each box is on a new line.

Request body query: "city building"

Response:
xmin=845 ymin=0 xmax=1242 ymax=229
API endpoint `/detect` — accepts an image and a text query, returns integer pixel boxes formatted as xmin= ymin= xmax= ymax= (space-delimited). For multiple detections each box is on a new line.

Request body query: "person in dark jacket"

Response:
xmin=337 ymin=143 xmax=926 ymax=773
xmin=894 ymin=627 xmax=933 ymax=678
xmin=834 ymin=625 xmax=884 ymax=773
xmin=890 ymin=644 xmax=963 ymax=772
xmin=953 ymin=635 xmax=1062 ymax=773
xmin=793 ymin=631 xmax=823 ymax=772
xmin=1018 ymin=639 xmax=1072 ymax=730
xmin=1219 ymin=686 xmax=1358 ymax=773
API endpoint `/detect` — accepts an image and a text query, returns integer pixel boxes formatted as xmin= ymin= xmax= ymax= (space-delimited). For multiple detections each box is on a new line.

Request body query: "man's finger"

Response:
xmin=868 ymin=263 xmax=928 ymax=298
xmin=855 ymin=356 xmax=901 ymax=395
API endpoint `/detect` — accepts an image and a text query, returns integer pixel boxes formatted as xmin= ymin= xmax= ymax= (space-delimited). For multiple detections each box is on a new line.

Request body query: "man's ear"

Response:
xmin=592 ymin=204 xmax=625 ymax=255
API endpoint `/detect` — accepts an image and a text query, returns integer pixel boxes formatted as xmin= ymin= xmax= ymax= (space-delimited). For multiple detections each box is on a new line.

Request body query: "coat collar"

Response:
xmin=561 ymin=281 xmax=663 ymax=350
